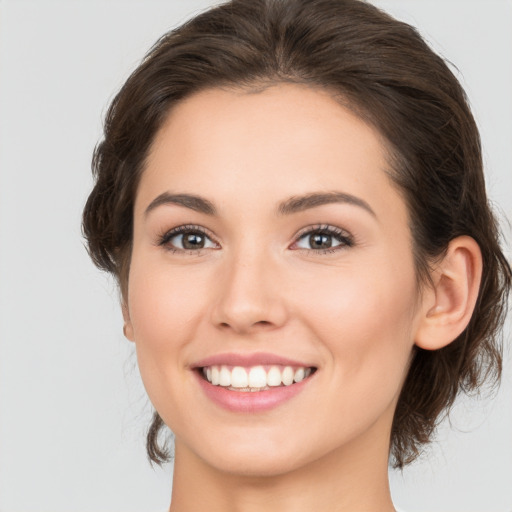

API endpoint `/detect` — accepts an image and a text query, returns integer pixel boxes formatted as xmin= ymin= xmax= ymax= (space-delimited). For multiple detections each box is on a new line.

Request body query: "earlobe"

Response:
xmin=122 ymin=302 xmax=135 ymax=342
xmin=415 ymin=236 xmax=482 ymax=351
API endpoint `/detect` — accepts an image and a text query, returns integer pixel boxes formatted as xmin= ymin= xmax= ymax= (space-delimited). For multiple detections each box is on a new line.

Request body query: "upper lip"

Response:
xmin=192 ymin=352 xmax=315 ymax=369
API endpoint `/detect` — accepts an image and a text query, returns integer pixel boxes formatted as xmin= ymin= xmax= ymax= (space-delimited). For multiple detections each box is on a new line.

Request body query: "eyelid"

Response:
xmin=156 ymin=223 xmax=353 ymax=253
xmin=157 ymin=224 xmax=220 ymax=251
xmin=290 ymin=224 xmax=354 ymax=251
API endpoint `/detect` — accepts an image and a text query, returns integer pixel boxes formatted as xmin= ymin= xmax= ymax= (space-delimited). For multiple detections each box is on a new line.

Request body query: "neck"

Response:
xmin=169 ymin=417 xmax=395 ymax=512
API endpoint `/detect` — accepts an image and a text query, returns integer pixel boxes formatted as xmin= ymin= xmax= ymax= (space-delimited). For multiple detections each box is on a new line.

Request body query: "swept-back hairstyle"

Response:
xmin=82 ymin=0 xmax=511 ymax=468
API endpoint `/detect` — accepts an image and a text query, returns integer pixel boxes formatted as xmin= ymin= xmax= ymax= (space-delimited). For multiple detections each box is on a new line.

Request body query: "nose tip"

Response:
xmin=217 ymin=317 xmax=275 ymax=334
xmin=214 ymin=291 xmax=287 ymax=334
xmin=211 ymin=258 xmax=288 ymax=334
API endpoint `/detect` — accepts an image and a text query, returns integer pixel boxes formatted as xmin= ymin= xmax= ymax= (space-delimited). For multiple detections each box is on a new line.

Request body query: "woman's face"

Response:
xmin=125 ymin=84 xmax=424 ymax=476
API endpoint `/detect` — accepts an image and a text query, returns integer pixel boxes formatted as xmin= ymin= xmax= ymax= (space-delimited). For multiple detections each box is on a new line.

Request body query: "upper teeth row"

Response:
xmin=203 ymin=365 xmax=312 ymax=388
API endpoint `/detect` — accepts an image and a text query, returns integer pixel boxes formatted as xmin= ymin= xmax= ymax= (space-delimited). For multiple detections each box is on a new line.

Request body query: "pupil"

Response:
xmin=310 ymin=233 xmax=331 ymax=249
xmin=183 ymin=233 xmax=204 ymax=249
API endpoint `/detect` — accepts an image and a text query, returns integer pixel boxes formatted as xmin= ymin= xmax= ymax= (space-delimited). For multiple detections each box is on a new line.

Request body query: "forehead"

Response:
xmin=137 ymin=83 xmax=404 ymax=224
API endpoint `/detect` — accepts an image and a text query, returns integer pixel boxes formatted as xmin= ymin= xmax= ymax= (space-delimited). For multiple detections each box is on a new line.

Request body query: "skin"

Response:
xmin=123 ymin=83 xmax=482 ymax=512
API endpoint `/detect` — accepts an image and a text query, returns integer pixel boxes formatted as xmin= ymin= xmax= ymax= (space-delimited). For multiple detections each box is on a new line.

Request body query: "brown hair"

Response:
xmin=82 ymin=0 xmax=511 ymax=468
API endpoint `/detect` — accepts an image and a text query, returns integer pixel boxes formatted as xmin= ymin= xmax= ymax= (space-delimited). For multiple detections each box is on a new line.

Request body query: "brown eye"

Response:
xmin=293 ymin=226 xmax=353 ymax=252
xmin=309 ymin=233 xmax=333 ymax=249
xmin=181 ymin=232 xmax=206 ymax=249
xmin=160 ymin=227 xmax=218 ymax=251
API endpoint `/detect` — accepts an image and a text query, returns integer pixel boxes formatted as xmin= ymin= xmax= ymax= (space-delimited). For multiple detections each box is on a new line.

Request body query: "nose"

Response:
xmin=210 ymin=249 xmax=289 ymax=335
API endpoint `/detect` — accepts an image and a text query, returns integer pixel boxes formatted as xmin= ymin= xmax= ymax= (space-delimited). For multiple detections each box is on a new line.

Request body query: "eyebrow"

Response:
xmin=277 ymin=191 xmax=376 ymax=217
xmin=145 ymin=192 xmax=217 ymax=217
xmin=144 ymin=190 xmax=375 ymax=218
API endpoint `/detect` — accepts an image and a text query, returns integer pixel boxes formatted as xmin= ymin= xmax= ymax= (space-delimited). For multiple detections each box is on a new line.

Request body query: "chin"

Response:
xmin=203 ymin=447 xmax=313 ymax=478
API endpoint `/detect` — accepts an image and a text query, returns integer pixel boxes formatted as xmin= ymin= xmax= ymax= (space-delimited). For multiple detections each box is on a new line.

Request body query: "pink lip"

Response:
xmin=192 ymin=352 xmax=313 ymax=369
xmin=192 ymin=352 xmax=316 ymax=413
xmin=194 ymin=371 xmax=313 ymax=413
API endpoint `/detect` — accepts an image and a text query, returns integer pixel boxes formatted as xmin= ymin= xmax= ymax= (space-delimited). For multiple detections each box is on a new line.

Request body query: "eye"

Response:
xmin=158 ymin=225 xmax=218 ymax=252
xmin=292 ymin=225 xmax=353 ymax=252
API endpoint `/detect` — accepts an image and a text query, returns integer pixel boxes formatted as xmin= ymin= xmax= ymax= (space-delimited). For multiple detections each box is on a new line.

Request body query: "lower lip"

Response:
xmin=194 ymin=371 xmax=313 ymax=413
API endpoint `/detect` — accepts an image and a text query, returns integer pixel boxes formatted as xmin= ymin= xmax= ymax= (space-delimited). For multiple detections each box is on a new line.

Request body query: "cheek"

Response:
xmin=126 ymin=257 xmax=213 ymax=376
xmin=126 ymin=258 xmax=216 ymax=421
xmin=296 ymin=258 xmax=418 ymax=382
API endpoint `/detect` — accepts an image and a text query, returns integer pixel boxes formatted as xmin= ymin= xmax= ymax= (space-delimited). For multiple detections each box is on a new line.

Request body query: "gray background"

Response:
xmin=0 ymin=1 xmax=510 ymax=511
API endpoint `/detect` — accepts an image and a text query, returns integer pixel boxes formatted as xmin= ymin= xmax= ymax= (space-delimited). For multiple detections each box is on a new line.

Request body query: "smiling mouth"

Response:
xmin=199 ymin=364 xmax=317 ymax=392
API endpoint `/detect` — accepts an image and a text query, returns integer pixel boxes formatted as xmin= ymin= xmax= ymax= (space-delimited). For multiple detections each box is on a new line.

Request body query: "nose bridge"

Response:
xmin=211 ymin=239 xmax=287 ymax=333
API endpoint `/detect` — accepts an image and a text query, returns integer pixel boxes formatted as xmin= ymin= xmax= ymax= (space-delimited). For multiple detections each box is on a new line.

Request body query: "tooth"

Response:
xmin=231 ymin=366 xmax=248 ymax=388
xmin=294 ymin=367 xmax=305 ymax=383
xmin=207 ymin=364 xmax=311 ymax=390
xmin=248 ymin=366 xmax=267 ymax=388
xmin=219 ymin=366 xmax=231 ymax=386
xmin=267 ymin=366 xmax=282 ymax=387
xmin=211 ymin=366 xmax=220 ymax=385
xmin=282 ymin=366 xmax=294 ymax=386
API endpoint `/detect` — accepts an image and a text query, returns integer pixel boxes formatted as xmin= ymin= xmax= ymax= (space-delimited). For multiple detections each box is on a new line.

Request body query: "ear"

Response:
xmin=122 ymin=302 xmax=135 ymax=342
xmin=415 ymin=236 xmax=483 ymax=351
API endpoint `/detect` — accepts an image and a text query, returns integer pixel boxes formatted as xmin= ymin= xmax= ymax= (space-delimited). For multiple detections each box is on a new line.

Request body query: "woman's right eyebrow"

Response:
xmin=144 ymin=190 xmax=376 ymax=218
xmin=144 ymin=192 xmax=217 ymax=217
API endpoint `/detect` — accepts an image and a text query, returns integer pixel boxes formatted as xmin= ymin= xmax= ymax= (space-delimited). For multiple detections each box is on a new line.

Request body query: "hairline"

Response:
xmin=118 ymin=80 xmax=433 ymax=307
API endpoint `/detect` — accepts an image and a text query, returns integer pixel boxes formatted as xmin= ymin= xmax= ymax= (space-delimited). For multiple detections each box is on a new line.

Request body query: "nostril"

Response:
xmin=218 ymin=320 xmax=273 ymax=330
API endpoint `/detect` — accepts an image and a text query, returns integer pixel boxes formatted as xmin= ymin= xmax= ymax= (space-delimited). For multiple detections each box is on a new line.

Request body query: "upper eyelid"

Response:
xmin=157 ymin=223 xmax=353 ymax=247
xmin=158 ymin=224 xmax=218 ymax=246
xmin=290 ymin=224 xmax=354 ymax=250
xmin=293 ymin=224 xmax=352 ymax=239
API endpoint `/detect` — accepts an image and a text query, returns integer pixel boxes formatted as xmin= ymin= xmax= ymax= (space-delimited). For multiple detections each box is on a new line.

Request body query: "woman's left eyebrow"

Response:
xmin=144 ymin=191 xmax=375 ymax=218
xmin=277 ymin=191 xmax=376 ymax=217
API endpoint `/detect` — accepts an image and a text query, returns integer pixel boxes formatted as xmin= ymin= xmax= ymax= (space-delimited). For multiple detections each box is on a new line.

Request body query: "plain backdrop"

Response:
xmin=0 ymin=1 xmax=511 ymax=511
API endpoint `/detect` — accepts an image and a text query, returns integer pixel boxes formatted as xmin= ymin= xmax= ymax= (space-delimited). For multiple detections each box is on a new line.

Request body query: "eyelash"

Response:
xmin=292 ymin=224 xmax=354 ymax=254
xmin=157 ymin=223 xmax=354 ymax=255
xmin=157 ymin=224 xmax=218 ymax=254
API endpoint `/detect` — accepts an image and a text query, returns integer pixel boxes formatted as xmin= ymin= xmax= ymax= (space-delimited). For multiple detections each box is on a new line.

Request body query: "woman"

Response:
xmin=83 ymin=0 xmax=511 ymax=510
